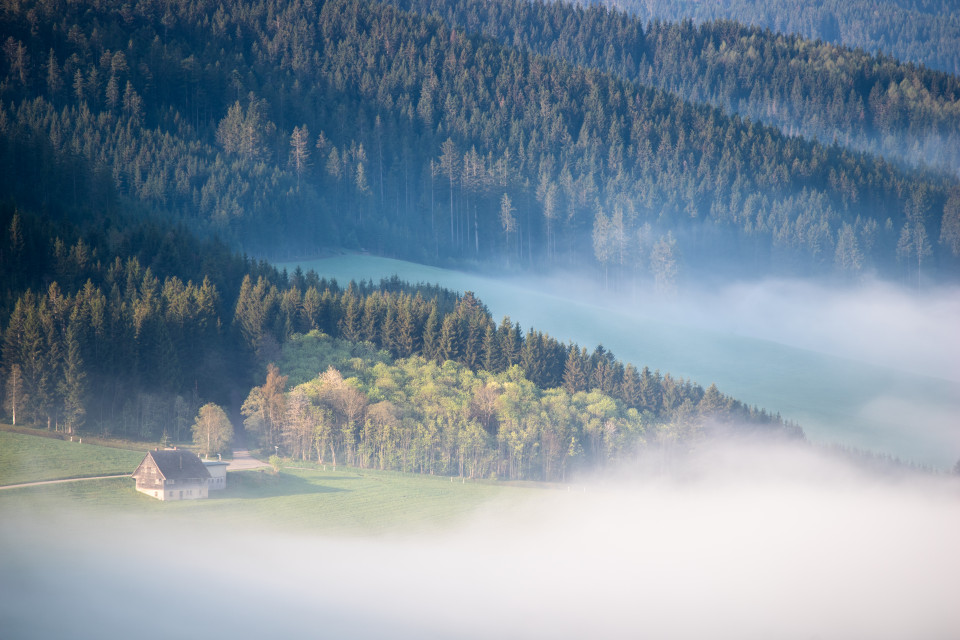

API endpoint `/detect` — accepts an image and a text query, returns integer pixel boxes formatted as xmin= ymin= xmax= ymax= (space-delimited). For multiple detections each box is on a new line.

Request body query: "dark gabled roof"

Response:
xmin=134 ymin=450 xmax=211 ymax=481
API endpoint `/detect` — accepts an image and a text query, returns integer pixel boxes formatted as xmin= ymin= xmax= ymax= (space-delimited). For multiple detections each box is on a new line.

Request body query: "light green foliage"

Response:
xmin=248 ymin=340 xmax=650 ymax=481
xmin=191 ymin=404 xmax=234 ymax=457
xmin=0 ymin=430 xmax=144 ymax=485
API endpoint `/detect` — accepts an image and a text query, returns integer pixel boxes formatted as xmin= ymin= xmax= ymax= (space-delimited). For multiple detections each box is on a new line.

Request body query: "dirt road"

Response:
xmin=0 ymin=474 xmax=130 ymax=490
xmin=227 ymin=449 xmax=270 ymax=470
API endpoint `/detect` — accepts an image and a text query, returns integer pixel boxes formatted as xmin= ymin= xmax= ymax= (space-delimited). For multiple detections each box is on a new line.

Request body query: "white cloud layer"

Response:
xmin=656 ymin=277 xmax=960 ymax=383
xmin=3 ymin=441 xmax=959 ymax=639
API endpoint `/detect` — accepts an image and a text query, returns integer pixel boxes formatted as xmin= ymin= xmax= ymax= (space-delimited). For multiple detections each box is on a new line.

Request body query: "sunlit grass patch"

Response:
xmin=0 ymin=449 xmax=532 ymax=535
xmin=0 ymin=430 xmax=144 ymax=485
xmin=191 ymin=466 xmax=526 ymax=535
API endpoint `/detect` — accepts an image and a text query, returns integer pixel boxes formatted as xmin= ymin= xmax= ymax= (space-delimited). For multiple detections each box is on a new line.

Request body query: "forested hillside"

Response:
xmin=0 ymin=202 xmax=276 ymax=438
xmin=394 ymin=0 xmax=960 ymax=176
xmin=0 ymin=117 xmax=792 ymax=456
xmin=2 ymin=0 xmax=958 ymax=287
xmin=243 ymin=313 xmax=798 ymax=481
xmin=1 ymin=199 xmax=792 ymax=441
xmin=597 ymin=0 xmax=960 ymax=77
xmin=11 ymin=0 xmax=958 ymax=478
xmin=0 ymin=198 xmax=797 ymax=477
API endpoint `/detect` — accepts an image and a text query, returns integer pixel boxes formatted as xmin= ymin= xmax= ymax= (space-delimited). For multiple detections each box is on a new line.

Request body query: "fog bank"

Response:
xmin=3 ymin=442 xmax=959 ymax=639
xmin=649 ymin=277 xmax=960 ymax=384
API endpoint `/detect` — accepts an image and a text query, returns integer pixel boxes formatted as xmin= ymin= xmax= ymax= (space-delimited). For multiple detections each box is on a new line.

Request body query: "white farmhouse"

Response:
xmin=132 ymin=449 xmax=211 ymax=500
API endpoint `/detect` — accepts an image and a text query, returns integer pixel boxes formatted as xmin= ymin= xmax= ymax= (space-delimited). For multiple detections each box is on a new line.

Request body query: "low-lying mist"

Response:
xmin=510 ymin=272 xmax=960 ymax=384
xmin=652 ymin=277 xmax=960 ymax=384
xmin=3 ymin=439 xmax=958 ymax=639
xmin=500 ymin=271 xmax=960 ymax=467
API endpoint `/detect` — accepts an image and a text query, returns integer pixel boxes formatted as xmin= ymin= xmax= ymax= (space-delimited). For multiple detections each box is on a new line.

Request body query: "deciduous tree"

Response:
xmin=192 ymin=403 xmax=234 ymax=457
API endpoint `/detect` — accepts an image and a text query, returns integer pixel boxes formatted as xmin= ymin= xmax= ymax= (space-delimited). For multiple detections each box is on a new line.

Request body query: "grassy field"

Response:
xmin=0 ymin=429 xmax=146 ymax=485
xmin=0 ymin=431 xmax=529 ymax=535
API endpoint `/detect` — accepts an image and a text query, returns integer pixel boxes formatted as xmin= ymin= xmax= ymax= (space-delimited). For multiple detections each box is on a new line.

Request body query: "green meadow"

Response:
xmin=0 ymin=430 xmax=146 ymax=485
xmin=0 ymin=431 xmax=526 ymax=535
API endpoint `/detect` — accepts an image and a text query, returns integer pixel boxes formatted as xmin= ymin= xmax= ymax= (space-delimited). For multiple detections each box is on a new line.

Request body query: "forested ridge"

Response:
xmin=1 ymin=0 xmax=958 ymax=288
xmin=0 ymin=205 xmax=797 ymax=478
xmin=242 ymin=333 xmax=796 ymax=481
xmin=393 ymin=0 xmax=960 ymax=176
xmin=0 ymin=201 xmax=277 ymax=438
xmin=596 ymin=0 xmax=960 ymax=77
xmin=238 ymin=289 xmax=799 ymax=481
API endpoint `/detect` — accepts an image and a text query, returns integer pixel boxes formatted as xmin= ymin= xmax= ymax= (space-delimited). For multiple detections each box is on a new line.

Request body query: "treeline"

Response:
xmin=2 ymin=0 xmax=958 ymax=285
xmin=1 ymin=203 xmax=793 ymax=447
xmin=3 ymin=267 xmax=217 ymax=436
xmin=242 ymin=331 xmax=799 ymax=481
xmin=597 ymin=0 xmax=960 ymax=77
xmin=0 ymin=201 xmax=280 ymax=438
xmin=235 ymin=277 xmax=789 ymax=428
xmin=0 ymin=205 xmax=264 ymax=320
xmin=391 ymin=0 xmax=960 ymax=175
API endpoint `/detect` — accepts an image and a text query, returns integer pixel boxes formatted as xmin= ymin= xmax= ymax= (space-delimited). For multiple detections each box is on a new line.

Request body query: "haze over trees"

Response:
xmin=393 ymin=0 xmax=960 ymax=176
xmin=597 ymin=0 xmax=960 ymax=77
xmin=0 ymin=199 xmax=796 ymax=466
xmin=1 ymin=0 xmax=958 ymax=288
xmin=0 ymin=0 xmax=955 ymax=476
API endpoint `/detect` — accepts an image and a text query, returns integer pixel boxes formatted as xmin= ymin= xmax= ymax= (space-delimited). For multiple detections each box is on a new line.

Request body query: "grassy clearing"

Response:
xmin=0 ymin=430 xmax=146 ymax=485
xmin=201 ymin=466 xmax=523 ymax=534
xmin=0 ymin=467 xmax=530 ymax=535
xmin=0 ymin=433 xmax=533 ymax=534
xmin=0 ymin=423 xmax=168 ymax=452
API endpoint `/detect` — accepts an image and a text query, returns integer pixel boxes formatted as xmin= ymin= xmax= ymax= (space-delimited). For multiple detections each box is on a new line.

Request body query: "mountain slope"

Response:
xmin=593 ymin=0 xmax=960 ymax=77
xmin=1 ymin=0 xmax=957 ymax=284
xmin=390 ymin=0 xmax=960 ymax=176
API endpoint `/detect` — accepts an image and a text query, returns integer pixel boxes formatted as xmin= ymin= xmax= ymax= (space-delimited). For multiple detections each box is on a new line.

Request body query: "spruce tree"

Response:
xmin=562 ymin=345 xmax=588 ymax=395
xmin=58 ymin=323 xmax=86 ymax=434
xmin=481 ymin=322 xmax=500 ymax=372
xmin=394 ymin=298 xmax=416 ymax=358
xmin=339 ymin=290 xmax=362 ymax=342
xmin=439 ymin=314 xmax=461 ymax=363
xmin=619 ymin=363 xmax=641 ymax=408
xmin=421 ymin=305 xmax=439 ymax=362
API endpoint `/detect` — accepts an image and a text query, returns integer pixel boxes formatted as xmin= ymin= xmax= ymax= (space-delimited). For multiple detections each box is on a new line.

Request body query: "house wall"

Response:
xmin=134 ymin=461 xmax=163 ymax=492
xmin=135 ymin=485 xmax=165 ymax=500
xmin=134 ymin=479 xmax=208 ymax=500
xmin=204 ymin=463 xmax=228 ymax=490
xmin=160 ymin=480 xmax=208 ymax=501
